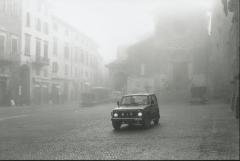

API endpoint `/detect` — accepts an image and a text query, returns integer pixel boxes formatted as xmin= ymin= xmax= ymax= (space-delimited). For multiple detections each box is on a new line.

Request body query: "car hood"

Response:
xmin=113 ymin=105 xmax=149 ymax=111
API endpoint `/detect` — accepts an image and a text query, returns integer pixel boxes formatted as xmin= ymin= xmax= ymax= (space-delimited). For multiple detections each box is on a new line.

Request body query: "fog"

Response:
xmin=51 ymin=0 xmax=214 ymax=64
xmin=0 ymin=0 xmax=239 ymax=159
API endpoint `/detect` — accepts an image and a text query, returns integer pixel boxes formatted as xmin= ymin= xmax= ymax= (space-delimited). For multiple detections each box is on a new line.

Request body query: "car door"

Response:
xmin=152 ymin=95 xmax=159 ymax=119
xmin=149 ymin=95 xmax=156 ymax=119
xmin=144 ymin=96 xmax=151 ymax=117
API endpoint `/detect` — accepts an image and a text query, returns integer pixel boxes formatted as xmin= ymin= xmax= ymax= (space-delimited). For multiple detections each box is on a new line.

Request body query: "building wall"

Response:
xmin=107 ymin=6 xmax=211 ymax=101
xmin=126 ymin=8 xmax=210 ymax=93
xmin=20 ymin=0 xmax=52 ymax=105
xmin=0 ymin=0 xmax=22 ymax=35
xmin=0 ymin=0 xmax=105 ymax=106
xmin=209 ymin=0 xmax=239 ymax=100
xmin=50 ymin=17 xmax=103 ymax=101
xmin=0 ymin=29 xmax=20 ymax=106
xmin=210 ymin=0 xmax=239 ymax=118
xmin=0 ymin=0 xmax=21 ymax=106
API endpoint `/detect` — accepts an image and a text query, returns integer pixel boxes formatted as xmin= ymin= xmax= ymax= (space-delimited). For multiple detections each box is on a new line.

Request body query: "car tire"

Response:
xmin=143 ymin=117 xmax=151 ymax=129
xmin=153 ymin=118 xmax=159 ymax=125
xmin=112 ymin=121 xmax=121 ymax=130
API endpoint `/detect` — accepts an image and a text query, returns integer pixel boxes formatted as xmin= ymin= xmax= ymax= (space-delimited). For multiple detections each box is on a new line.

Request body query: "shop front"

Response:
xmin=32 ymin=78 xmax=50 ymax=105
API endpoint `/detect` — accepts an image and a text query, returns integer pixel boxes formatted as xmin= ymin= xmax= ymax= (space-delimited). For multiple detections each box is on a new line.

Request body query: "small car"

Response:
xmin=190 ymin=86 xmax=208 ymax=104
xmin=111 ymin=93 xmax=160 ymax=130
xmin=80 ymin=93 xmax=96 ymax=107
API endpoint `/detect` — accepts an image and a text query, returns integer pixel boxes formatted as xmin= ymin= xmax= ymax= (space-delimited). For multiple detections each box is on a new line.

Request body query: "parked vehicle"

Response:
xmin=111 ymin=93 xmax=160 ymax=130
xmin=80 ymin=87 xmax=110 ymax=107
xmin=190 ymin=74 xmax=208 ymax=104
xmin=91 ymin=87 xmax=111 ymax=104
xmin=190 ymin=86 xmax=207 ymax=104
xmin=80 ymin=92 xmax=96 ymax=107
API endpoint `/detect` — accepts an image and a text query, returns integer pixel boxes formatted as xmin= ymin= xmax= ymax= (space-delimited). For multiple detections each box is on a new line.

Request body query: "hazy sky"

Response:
xmin=51 ymin=0 xmax=213 ymax=64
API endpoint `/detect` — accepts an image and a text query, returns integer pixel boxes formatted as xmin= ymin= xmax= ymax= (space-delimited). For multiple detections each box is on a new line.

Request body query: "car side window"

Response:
xmin=150 ymin=95 xmax=155 ymax=105
xmin=153 ymin=95 xmax=158 ymax=106
xmin=147 ymin=96 xmax=151 ymax=104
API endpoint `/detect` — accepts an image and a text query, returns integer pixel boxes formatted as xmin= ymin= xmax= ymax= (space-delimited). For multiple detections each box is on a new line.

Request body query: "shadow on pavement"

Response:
xmin=112 ymin=123 xmax=161 ymax=134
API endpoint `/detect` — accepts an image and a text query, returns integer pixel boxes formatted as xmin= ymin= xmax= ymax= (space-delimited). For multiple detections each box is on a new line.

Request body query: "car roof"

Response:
xmin=123 ymin=93 xmax=155 ymax=97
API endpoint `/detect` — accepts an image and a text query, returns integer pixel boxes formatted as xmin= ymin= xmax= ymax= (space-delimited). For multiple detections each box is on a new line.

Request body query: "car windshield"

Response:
xmin=120 ymin=95 xmax=149 ymax=106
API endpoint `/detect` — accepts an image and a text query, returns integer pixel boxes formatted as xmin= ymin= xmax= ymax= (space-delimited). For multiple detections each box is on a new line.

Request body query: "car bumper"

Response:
xmin=111 ymin=118 xmax=143 ymax=124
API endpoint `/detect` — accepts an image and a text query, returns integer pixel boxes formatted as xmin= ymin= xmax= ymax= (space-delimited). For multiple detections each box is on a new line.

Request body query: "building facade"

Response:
xmin=0 ymin=0 xmax=104 ymax=106
xmin=107 ymin=7 xmax=211 ymax=101
xmin=0 ymin=0 xmax=21 ymax=106
xmin=209 ymin=0 xmax=239 ymax=118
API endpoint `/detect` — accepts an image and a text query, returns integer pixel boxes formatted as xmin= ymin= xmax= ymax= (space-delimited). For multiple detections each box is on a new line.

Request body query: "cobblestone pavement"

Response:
xmin=0 ymin=102 xmax=239 ymax=160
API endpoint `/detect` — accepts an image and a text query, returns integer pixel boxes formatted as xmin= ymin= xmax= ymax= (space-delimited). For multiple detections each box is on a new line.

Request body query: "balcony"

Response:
xmin=0 ymin=54 xmax=20 ymax=65
xmin=33 ymin=56 xmax=50 ymax=67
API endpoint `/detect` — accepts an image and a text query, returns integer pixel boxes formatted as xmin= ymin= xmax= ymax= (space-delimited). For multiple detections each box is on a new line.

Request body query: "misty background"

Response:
xmin=51 ymin=0 xmax=213 ymax=64
xmin=0 ymin=0 xmax=239 ymax=159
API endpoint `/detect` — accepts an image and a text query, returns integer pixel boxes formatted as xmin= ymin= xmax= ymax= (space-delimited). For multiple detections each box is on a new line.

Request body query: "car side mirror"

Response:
xmin=117 ymin=101 xmax=120 ymax=107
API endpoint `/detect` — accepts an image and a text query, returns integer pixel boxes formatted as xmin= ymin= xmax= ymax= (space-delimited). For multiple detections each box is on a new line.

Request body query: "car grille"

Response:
xmin=118 ymin=111 xmax=138 ymax=118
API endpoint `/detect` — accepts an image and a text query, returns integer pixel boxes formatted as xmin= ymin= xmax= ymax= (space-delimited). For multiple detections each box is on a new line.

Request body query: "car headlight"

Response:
xmin=138 ymin=112 xmax=143 ymax=117
xmin=113 ymin=113 xmax=118 ymax=117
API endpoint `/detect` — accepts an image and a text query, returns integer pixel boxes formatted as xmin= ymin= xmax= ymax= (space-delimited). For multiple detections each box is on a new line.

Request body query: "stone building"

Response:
xmin=209 ymin=0 xmax=239 ymax=118
xmin=50 ymin=16 xmax=102 ymax=104
xmin=107 ymin=6 xmax=211 ymax=101
xmin=0 ymin=27 xmax=20 ymax=106
xmin=0 ymin=0 xmax=104 ymax=106
xmin=106 ymin=46 xmax=129 ymax=92
xmin=0 ymin=0 xmax=21 ymax=106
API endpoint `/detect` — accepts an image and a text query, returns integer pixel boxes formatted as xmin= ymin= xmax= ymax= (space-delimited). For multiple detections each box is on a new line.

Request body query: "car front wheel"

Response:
xmin=153 ymin=118 xmax=159 ymax=125
xmin=143 ymin=117 xmax=151 ymax=129
xmin=112 ymin=121 xmax=121 ymax=130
